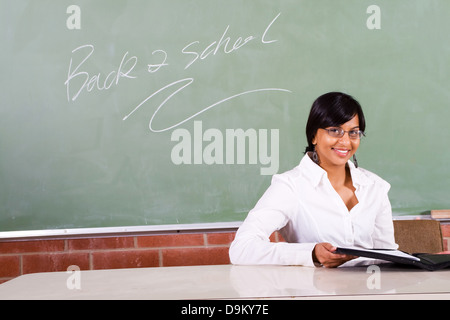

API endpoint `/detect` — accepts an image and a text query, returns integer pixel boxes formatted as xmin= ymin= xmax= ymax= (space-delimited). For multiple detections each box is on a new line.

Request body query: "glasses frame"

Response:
xmin=322 ymin=127 xmax=365 ymax=140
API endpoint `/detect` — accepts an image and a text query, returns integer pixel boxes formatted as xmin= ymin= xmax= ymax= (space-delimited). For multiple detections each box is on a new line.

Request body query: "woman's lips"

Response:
xmin=332 ymin=148 xmax=350 ymax=157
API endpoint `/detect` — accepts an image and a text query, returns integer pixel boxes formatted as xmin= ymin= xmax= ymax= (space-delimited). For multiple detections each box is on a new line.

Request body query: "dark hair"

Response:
xmin=304 ymin=92 xmax=366 ymax=153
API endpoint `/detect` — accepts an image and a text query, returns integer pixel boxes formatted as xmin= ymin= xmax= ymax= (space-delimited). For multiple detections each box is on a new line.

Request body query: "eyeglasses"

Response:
xmin=322 ymin=127 xmax=365 ymax=140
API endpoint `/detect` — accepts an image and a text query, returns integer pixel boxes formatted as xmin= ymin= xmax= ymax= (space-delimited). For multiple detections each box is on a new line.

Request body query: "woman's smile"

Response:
xmin=332 ymin=147 xmax=351 ymax=158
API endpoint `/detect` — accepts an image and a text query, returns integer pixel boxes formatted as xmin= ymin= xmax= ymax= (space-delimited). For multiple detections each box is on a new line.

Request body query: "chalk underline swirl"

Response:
xmin=122 ymin=78 xmax=292 ymax=133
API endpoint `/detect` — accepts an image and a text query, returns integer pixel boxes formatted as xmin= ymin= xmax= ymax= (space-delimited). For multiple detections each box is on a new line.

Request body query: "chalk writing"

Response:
xmin=65 ymin=44 xmax=138 ymax=102
xmin=147 ymin=50 xmax=169 ymax=73
xmin=65 ymin=13 xmax=290 ymax=132
xmin=123 ymin=78 xmax=290 ymax=132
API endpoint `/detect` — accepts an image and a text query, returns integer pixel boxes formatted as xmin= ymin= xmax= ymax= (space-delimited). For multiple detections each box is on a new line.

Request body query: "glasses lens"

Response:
xmin=349 ymin=131 xmax=359 ymax=139
xmin=326 ymin=128 xmax=341 ymax=137
xmin=326 ymin=128 xmax=363 ymax=139
xmin=326 ymin=128 xmax=343 ymax=137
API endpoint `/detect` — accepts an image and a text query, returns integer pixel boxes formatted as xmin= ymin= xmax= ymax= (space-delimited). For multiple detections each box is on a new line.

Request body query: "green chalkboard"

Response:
xmin=1 ymin=0 xmax=449 ymax=232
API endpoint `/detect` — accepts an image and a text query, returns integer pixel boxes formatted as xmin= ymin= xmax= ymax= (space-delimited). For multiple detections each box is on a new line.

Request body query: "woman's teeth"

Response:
xmin=333 ymin=148 xmax=349 ymax=156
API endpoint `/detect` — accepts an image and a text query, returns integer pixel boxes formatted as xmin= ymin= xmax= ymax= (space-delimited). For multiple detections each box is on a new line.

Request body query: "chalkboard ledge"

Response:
xmin=1 ymin=215 xmax=446 ymax=240
xmin=0 ymin=221 xmax=243 ymax=241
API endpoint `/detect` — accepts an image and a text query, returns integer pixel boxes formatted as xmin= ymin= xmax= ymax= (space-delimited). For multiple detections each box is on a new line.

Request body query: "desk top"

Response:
xmin=1 ymin=263 xmax=450 ymax=300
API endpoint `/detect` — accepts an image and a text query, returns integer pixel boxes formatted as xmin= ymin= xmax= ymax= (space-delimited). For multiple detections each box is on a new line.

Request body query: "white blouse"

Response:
xmin=229 ymin=154 xmax=398 ymax=267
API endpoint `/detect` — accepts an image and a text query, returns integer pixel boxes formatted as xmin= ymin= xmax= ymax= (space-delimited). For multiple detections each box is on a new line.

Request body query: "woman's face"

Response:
xmin=313 ymin=115 xmax=361 ymax=169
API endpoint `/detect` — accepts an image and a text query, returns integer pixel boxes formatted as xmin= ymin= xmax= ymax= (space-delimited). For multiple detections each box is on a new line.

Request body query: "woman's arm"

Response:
xmin=229 ymin=209 xmax=317 ymax=266
xmin=229 ymin=174 xmax=317 ymax=266
xmin=372 ymin=184 xmax=398 ymax=249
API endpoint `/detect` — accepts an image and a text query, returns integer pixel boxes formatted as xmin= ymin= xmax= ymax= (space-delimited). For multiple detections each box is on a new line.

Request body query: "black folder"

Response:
xmin=335 ymin=247 xmax=450 ymax=271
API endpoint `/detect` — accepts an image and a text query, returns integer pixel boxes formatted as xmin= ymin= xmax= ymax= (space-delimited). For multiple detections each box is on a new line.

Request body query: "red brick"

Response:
xmin=276 ymin=232 xmax=286 ymax=242
xmin=269 ymin=231 xmax=286 ymax=243
xmin=162 ymin=247 xmax=230 ymax=267
xmin=68 ymin=237 xmax=134 ymax=251
xmin=92 ymin=249 xmax=159 ymax=270
xmin=441 ymin=224 xmax=450 ymax=237
xmin=22 ymin=252 xmax=90 ymax=274
xmin=444 ymin=238 xmax=449 ymax=251
xmin=206 ymin=232 xmax=235 ymax=245
xmin=269 ymin=232 xmax=277 ymax=242
xmin=137 ymin=233 xmax=205 ymax=248
xmin=0 ymin=239 xmax=65 ymax=254
xmin=0 ymin=255 xmax=21 ymax=278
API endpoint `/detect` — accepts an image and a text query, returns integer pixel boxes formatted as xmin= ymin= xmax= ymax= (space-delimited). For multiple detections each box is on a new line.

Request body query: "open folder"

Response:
xmin=335 ymin=247 xmax=450 ymax=271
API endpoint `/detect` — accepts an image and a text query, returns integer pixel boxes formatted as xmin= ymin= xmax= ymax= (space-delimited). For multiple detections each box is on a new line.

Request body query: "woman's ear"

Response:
xmin=311 ymin=130 xmax=318 ymax=146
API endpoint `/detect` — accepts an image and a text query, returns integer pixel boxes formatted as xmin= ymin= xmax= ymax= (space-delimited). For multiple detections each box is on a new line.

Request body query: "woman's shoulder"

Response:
xmin=354 ymin=166 xmax=391 ymax=191
xmin=270 ymin=156 xmax=318 ymax=188
xmin=270 ymin=166 xmax=301 ymax=186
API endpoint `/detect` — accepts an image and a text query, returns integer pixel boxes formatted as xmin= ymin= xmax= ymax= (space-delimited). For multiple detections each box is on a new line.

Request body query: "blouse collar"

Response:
xmin=299 ymin=153 xmax=373 ymax=188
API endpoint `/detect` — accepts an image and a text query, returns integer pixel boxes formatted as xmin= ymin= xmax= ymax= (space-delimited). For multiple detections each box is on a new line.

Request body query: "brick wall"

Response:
xmin=0 ymin=225 xmax=448 ymax=284
xmin=0 ymin=231 xmax=236 ymax=284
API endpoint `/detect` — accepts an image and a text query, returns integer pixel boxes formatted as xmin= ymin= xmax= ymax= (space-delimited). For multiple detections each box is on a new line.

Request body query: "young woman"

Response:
xmin=229 ymin=92 xmax=398 ymax=267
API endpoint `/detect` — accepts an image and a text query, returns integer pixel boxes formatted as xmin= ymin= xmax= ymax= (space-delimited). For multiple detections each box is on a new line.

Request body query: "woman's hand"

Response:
xmin=312 ymin=242 xmax=356 ymax=268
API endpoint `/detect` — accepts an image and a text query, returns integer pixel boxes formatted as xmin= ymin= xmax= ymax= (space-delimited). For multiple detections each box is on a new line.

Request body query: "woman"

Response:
xmin=229 ymin=92 xmax=398 ymax=268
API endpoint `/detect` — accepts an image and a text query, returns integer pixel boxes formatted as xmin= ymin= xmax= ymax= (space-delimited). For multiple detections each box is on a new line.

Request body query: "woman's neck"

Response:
xmin=322 ymin=163 xmax=349 ymax=188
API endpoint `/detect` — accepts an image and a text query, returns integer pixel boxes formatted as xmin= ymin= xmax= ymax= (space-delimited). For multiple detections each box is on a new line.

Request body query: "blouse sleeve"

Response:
xmin=371 ymin=181 xmax=398 ymax=249
xmin=229 ymin=174 xmax=317 ymax=267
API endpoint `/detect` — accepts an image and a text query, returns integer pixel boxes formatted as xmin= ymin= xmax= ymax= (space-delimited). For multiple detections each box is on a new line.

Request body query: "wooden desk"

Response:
xmin=1 ymin=264 xmax=450 ymax=300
